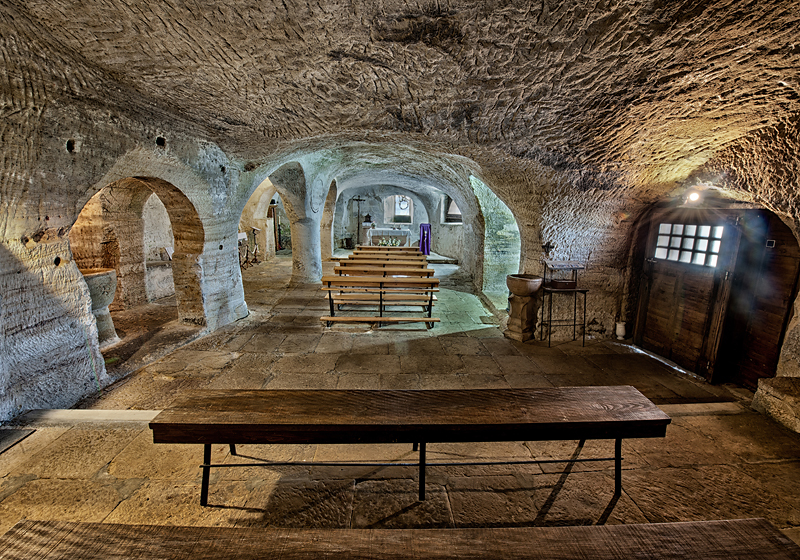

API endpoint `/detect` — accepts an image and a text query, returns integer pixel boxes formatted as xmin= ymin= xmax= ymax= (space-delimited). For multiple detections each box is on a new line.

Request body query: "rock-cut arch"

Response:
xmin=71 ymin=176 xmax=206 ymax=326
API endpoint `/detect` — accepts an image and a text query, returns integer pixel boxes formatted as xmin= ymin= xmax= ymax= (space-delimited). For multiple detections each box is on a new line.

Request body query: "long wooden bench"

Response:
xmin=149 ymin=386 xmax=671 ymax=507
xmin=4 ymin=519 xmax=799 ymax=559
xmin=334 ymin=265 xmax=435 ymax=277
xmin=321 ymin=274 xmax=439 ymax=327
xmin=347 ymin=252 xmax=428 ymax=261
xmin=337 ymin=258 xmax=429 ymax=268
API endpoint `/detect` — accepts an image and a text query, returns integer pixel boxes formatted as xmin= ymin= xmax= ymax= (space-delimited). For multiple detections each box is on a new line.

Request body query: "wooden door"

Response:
xmin=715 ymin=211 xmax=800 ymax=389
xmin=635 ymin=209 xmax=740 ymax=377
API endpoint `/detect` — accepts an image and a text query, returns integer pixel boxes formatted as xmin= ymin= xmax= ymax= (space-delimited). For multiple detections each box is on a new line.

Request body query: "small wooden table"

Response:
xmin=4 ymin=519 xmax=798 ymax=559
xmin=150 ymin=386 xmax=670 ymax=506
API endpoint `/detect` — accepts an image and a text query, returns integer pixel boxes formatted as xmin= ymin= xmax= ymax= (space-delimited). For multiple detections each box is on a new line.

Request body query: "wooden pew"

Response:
xmin=333 ymin=265 xmax=434 ymax=277
xmin=347 ymin=252 xmax=427 ymax=261
xmin=149 ymin=386 xmax=671 ymax=506
xmin=5 ymin=518 xmax=799 ymax=559
xmin=337 ymin=258 xmax=429 ymax=269
xmin=320 ymin=274 xmax=440 ymax=327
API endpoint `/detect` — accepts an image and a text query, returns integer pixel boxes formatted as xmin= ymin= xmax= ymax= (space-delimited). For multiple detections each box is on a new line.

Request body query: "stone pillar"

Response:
xmin=289 ymin=216 xmax=323 ymax=282
xmin=504 ymin=294 xmax=539 ymax=342
xmin=269 ymin=162 xmax=326 ymax=284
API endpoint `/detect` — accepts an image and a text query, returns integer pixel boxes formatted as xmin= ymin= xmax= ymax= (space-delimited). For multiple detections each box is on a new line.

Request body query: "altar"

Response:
xmin=366 ymin=227 xmax=411 ymax=246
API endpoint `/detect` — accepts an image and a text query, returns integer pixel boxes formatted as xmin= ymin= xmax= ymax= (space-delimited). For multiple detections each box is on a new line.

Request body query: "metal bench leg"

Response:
xmin=327 ymin=281 xmax=335 ymax=317
xmin=413 ymin=442 xmax=418 ymax=452
xmin=418 ymin=442 xmax=426 ymax=501
xmin=229 ymin=444 xmax=237 ymax=456
xmin=614 ymin=438 xmax=622 ymax=497
xmin=200 ymin=444 xmax=212 ymax=506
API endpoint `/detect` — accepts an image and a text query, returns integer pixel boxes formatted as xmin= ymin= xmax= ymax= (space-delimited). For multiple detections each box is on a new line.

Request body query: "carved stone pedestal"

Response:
xmin=504 ymin=294 xmax=539 ymax=342
xmin=81 ymin=268 xmax=121 ymax=348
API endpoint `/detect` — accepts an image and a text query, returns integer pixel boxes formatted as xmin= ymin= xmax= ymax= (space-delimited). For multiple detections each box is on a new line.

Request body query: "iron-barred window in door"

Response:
xmin=654 ymin=223 xmax=724 ymax=267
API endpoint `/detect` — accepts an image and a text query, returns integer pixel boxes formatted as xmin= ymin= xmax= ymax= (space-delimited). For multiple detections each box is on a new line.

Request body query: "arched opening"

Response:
xmin=469 ymin=175 xmax=521 ymax=311
xmin=333 ymin=187 xmax=432 ymax=251
xmin=328 ymin=175 xmax=521 ymax=314
xmin=69 ymin=176 xmax=205 ymax=373
xmin=239 ymin=178 xmax=280 ymax=266
xmin=383 ymin=194 xmax=414 ymax=225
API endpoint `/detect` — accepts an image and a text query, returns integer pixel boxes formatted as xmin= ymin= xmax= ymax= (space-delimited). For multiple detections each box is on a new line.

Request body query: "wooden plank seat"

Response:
xmin=327 ymin=292 xmax=438 ymax=306
xmin=347 ymin=252 xmax=428 ymax=261
xmin=149 ymin=386 xmax=671 ymax=507
xmin=4 ymin=519 xmax=799 ymax=560
xmin=334 ymin=265 xmax=435 ymax=277
xmin=321 ymin=274 xmax=439 ymax=328
xmin=337 ymin=258 xmax=429 ymax=268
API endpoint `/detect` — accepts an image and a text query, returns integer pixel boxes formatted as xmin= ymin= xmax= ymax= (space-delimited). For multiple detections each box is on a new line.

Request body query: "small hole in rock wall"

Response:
xmin=54 ymin=257 xmax=61 ymax=266
xmin=220 ymin=165 xmax=226 ymax=173
xmin=66 ymin=139 xmax=75 ymax=153
xmin=156 ymin=137 xmax=166 ymax=147
xmin=219 ymin=245 xmax=224 ymax=250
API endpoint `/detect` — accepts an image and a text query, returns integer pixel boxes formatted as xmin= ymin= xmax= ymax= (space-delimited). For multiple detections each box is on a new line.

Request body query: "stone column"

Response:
xmin=289 ymin=216 xmax=323 ymax=282
xmin=270 ymin=162 xmax=327 ymax=284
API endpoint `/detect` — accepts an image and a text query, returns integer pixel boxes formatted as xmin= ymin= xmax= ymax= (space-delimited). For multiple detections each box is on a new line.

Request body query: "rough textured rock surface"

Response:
xmin=1 ymin=0 xmax=799 ymax=421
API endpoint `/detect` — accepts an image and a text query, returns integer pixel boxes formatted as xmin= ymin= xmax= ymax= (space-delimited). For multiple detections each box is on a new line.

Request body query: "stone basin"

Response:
xmin=79 ymin=268 xmax=119 ymax=347
xmin=80 ymin=268 xmax=117 ymax=310
xmin=506 ymin=274 xmax=543 ymax=297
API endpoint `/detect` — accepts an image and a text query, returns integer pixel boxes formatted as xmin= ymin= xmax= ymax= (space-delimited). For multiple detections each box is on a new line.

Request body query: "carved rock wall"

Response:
xmin=2 ymin=0 xmax=799 ymax=423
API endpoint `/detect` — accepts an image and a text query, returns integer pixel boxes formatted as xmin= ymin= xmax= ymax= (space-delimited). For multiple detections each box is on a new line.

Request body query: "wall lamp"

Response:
xmin=686 ymin=191 xmax=702 ymax=203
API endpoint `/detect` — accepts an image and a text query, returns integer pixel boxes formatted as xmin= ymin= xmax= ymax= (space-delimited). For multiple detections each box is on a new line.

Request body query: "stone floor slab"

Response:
xmin=102 ymin=479 xmax=251 ymax=527
xmin=0 ymin=478 xmax=124 ymax=535
xmin=352 ymin=478 xmax=452 ymax=528
xmin=14 ymin=427 xmax=141 ymax=480
xmin=623 ymin=464 xmax=800 ymax=528
xmin=335 ymin=354 xmax=402 ymax=375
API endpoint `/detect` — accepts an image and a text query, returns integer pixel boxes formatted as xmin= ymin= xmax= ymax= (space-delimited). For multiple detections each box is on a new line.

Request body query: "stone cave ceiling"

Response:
xmin=7 ymin=0 xmax=800 ymax=192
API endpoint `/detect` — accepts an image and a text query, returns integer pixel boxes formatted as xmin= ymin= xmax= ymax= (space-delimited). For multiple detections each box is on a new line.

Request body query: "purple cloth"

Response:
xmin=419 ymin=223 xmax=431 ymax=255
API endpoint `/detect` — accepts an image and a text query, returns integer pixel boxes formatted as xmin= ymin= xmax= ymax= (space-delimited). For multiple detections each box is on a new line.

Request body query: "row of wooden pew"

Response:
xmin=320 ymin=246 xmax=440 ymax=328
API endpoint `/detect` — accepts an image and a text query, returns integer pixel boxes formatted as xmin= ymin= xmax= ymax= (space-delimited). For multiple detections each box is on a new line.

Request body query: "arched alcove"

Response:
xmin=239 ymin=178 xmax=279 ymax=263
xmin=70 ymin=176 xmax=206 ymax=329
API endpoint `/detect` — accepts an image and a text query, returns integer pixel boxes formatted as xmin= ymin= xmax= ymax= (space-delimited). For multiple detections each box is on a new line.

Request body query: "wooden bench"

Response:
xmin=333 ymin=265 xmax=435 ymax=277
xmin=4 ymin=519 xmax=799 ymax=559
xmin=337 ymin=258 xmax=429 ymax=269
xmin=347 ymin=252 xmax=428 ymax=261
xmin=321 ymin=274 xmax=439 ymax=327
xmin=149 ymin=386 xmax=671 ymax=507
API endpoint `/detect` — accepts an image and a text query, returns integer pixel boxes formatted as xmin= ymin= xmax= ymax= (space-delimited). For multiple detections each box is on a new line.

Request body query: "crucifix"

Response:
xmin=353 ymin=196 xmax=365 ymax=246
xmin=542 ymin=241 xmax=555 ymax=256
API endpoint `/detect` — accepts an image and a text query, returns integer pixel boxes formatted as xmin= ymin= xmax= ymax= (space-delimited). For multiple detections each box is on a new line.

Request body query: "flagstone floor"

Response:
xmin=1 ymin=256 xmax=798 ymax=543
